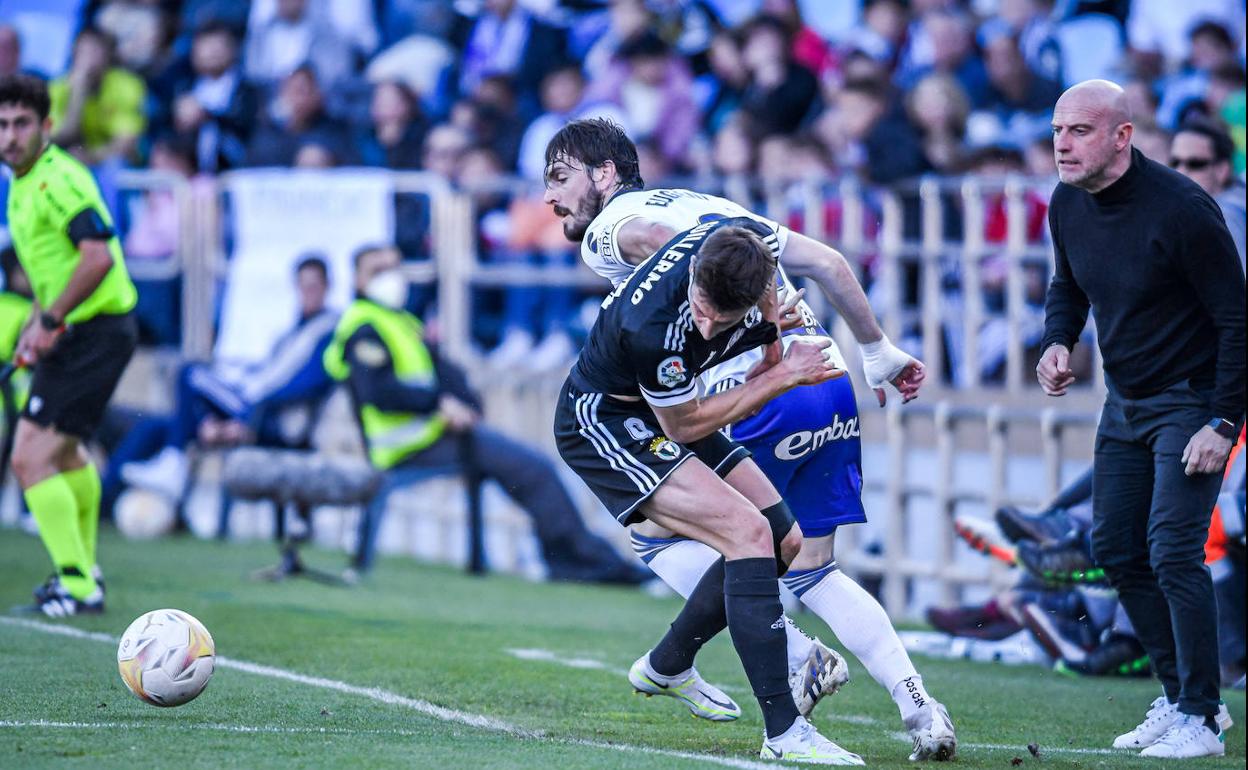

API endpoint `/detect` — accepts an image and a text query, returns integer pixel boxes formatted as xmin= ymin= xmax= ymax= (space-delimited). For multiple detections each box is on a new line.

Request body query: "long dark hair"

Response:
xmin=544 ymin=118 xmax=643 ymax=189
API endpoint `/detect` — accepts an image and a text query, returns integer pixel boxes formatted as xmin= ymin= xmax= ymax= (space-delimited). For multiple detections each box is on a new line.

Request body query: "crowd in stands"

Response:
xmin=0 ymin=0 xmax=1243 ymax=368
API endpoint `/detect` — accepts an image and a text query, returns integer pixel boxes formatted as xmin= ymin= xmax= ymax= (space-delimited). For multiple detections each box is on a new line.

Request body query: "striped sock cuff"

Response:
xmin=629 ymin=532 xmax=690 ymax=564
xmin=781 ymin=560 xmax=839 ymax=598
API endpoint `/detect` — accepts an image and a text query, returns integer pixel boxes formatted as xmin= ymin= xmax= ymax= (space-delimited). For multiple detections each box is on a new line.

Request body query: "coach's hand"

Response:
xmin=1181 ymin=426 xmax=1233 ymax=476
xmin=782 ymin=337 xmax=844 ymax=386
xmin=1036 ymin=344 xmax=1075 ymax=396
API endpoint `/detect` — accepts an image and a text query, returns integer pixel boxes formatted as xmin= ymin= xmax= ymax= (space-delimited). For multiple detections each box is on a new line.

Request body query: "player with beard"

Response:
xmin=543 ymin=118 xmax=957 ymax=761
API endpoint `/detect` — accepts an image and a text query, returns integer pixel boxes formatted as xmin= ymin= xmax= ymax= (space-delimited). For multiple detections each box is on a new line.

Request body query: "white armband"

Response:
xmin=859 ymin=335 xmax=912 ymax=390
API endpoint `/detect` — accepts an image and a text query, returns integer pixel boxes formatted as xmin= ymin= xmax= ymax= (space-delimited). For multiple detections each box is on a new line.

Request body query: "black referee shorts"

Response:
xmin=24 ymin=312 xmax=138 ymax=440
xmin=554 ymin=378 xmax=751 ymax=525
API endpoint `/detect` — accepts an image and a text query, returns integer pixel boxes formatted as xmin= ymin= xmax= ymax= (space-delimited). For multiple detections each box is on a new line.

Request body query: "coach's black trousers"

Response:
xmin=1090 ymin=379 xmax=1224 ymax=717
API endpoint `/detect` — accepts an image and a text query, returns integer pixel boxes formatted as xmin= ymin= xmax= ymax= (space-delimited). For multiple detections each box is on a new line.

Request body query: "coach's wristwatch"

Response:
xmin=1207 ymin=417 xmax=1238 ymax=440
xmin=39 ymin=311 xmax=63 ymax=331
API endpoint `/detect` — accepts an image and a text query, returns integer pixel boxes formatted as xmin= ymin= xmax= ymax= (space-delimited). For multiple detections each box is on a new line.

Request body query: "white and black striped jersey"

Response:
xmin=569 ymin=217 xmax=779 ymax=408
xmin=581 ymin=188 xmax=790 ymax=286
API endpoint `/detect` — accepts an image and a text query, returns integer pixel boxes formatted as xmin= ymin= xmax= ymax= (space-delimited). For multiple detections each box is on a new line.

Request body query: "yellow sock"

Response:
xmin=62 ymin=464 xmax=102 ymax=574
xmin=24 ymin=473 xmax=97 ymax=599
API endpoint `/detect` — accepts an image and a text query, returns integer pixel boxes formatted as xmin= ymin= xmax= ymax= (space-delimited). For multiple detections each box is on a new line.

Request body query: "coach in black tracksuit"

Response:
xmin=1038 ymin=81 xmax=1245 ymax=754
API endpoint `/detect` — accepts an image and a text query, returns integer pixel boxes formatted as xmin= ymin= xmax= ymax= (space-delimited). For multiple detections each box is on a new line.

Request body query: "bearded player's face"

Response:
xmin=0 ymin=103 xmax=47 ymax=175
xmin=543 ymin=156 xmax=607 ymax=243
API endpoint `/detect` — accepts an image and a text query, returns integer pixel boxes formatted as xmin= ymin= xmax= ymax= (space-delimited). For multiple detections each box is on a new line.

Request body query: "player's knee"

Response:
xmin=778 ymin=526 xmax=802 ymax=568
xmin=730 ymin=508 xmax=773 ymax=555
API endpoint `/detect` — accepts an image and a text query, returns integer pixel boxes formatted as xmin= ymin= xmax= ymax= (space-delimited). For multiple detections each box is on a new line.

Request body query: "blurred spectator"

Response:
xmin=1122 ymin=77 xmax=1161 ymax=132
xmin=906 ymin=73 xmax=971 ymax=173
xmin=896 ymin=8 xmax=992 ymax=109
xmin=460 ymin=75 xmax=526 ymax=169
xmin=1132 ymin=124 xmax=1172 ymax=163
xmin=456 ymin=0 xmax=567 ymax=111
xmin=355 ymin=80 xmax=427 ymax=170
xmin=700 ymin=28 xmax=748 ymax=135
xmin=581 ymin=0 xmax=654 ymax=81
xmin=819 ymin=76 xmax=928 ymax=184
xmin=422 ymin=122 xmax=473 ymax=180
xmin=846 ymin=0 xmax=909 ymax=65
xmin=94 ymin=0 xmax=170 ymax=77
xmin=244 ymin=0 xmax=353 ymax=91
xmin=379 ymin=0 xmax=456 ymax=48
xmin=49 ymin=27 xmax=146 ymax=166
xmin=1170 ymin=117 xmax=1246 ymax=270
xmin=179 ymin=0 xmax=250 ymax=40
xmin=1126 ymin=0 xmax=1241 ymax=79
xmin=969 ymin=32 xmax=1062 ymax=148
xmin=246 ymin=0 xmax=378 ymax=66
xmin=1214 ymin=65 xmax=1246 ymax=175
xmin=0 ymin=24 xmax=22 ymax=78
xmin=586 ymin=31 xmax=699 ymax=169
xmin=152 ymin=22 xmax=257 ymax=173
xmin=738 ymin=15 xmax=819 ymax=137
xmin=1156 ymin=20 xmax=1241 ymax=130
xmin=759 ymin=0 xmax=838 ymax=80
xmin=120 ymin=254 xmax=339 ymax=500
xmin=517 ymin=63 xmax=627 ymax=180
xmin=293 ymin=141 xmax=338 ymax=168
xmin=246 ymin=65 xmax=352 ymax=167
xmin=1024 ymin=133 xmax=1056 ymax=177
xmin=978 ymin=0 xmax=1062 ymax=84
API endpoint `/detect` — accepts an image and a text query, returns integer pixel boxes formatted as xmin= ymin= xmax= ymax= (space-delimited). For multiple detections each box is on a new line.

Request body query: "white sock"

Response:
xmin=635 ymin=534 xmax=815 ymax=672
xmin=785 ymin=564 xmax=927 ymax=720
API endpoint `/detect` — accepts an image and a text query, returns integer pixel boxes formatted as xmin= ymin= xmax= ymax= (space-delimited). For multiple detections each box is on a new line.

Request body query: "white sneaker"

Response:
xmin=790 ymin=638 xmax=850 ymax=718
xmin=628 ymin=653 xmax=741 ymax=721
xmin=120 ymin=447 xmax=189 ymax=500
xmin=1139 ymin=714 xmax=1225 ymax=758
xmin=524 ymin=331 xmax=576 ymax=372
xmin=1112 ymin=696 xmax=1179 ymax=749
xmin=905 ymin=701 xmax=957 ymax=761
xmin=760 ymin=716 xmax=865 ymax=765
xmin=486 ymin=328 xmax=534 ymax=369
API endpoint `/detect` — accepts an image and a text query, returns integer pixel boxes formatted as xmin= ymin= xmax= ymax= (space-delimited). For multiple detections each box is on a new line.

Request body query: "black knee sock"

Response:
xmin=724 ymin=556 xmax=799 ymax=738
xmin=649 ymin=557 xmax=727 ymax=676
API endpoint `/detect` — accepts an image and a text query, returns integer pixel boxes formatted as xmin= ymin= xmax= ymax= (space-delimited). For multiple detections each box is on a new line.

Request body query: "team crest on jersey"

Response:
xmin=624 ymin=417 xmax=654 ymax=442
xmin=743 ymin=307 xmax=762 ymax=328
xmin=649 ymin=437 xmax=681 ymax=461
xmin=657 ymin=356 xmax=687 ymax=387
xmin=587 ymin=234 xmax=599 ymax=254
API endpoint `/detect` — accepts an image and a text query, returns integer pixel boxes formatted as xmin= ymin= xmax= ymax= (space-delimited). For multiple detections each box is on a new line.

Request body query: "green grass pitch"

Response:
xmin=0 ymin=528 xmax=1242 ymax=769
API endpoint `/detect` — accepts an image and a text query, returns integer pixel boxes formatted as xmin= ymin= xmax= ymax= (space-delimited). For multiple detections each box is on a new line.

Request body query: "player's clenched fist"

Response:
xmin=782 ymin=337 xmax=844 ymax=386
xmin=1036 ymin=344 xmax=1075 ymax=396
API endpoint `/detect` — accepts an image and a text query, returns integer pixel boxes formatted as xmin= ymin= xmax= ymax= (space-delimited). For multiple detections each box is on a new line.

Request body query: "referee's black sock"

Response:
xmin=649 ymin=557 xmax=727 ymax=677
xmin=724 ymin=556 xmax=799 ymax=739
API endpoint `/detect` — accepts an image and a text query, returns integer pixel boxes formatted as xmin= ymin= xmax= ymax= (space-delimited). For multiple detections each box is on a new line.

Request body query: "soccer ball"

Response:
xmin=117 ymin=609 xmax=215 ymax=707
xmin=114 ymin=489 xmax=177 ymax=540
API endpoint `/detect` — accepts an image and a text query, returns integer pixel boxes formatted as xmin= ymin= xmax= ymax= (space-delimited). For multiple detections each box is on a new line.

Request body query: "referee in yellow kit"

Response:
xmin=0 ymin=74 xmax=138 ymax=616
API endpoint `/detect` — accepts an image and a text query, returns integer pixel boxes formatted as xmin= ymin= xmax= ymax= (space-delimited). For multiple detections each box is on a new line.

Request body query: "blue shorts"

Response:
xmin=730 ymin=374 xmax=865 ymax=537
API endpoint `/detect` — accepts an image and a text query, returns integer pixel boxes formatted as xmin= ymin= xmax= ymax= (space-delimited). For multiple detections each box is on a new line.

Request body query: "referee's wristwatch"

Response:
xmin=39 ymin=311 xmax=64 ymax=331
xmin=1207 ymin=417 xmax=1238 ymax=440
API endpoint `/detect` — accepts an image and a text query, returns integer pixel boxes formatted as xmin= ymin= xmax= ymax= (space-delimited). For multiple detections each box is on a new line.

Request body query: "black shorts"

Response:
xmin=24 ymin=312 xmax=138 ymax=440
xmin=554 ymin=378 xmax=751 ymax=525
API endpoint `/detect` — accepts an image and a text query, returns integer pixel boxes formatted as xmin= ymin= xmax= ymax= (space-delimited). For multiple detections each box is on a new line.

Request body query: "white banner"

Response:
xmin=218 ymin=169 xmax=394 ymax=362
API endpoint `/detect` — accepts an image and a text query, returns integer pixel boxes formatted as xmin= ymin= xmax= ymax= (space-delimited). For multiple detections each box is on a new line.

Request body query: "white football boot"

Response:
xmin=1112 ymin=696 xmax=1180 ymax=749
xmin=1140 ymin=714 xmax=1225 ymax=758
xmin=905 ymin=701 xmax=957 ymax=761
xmin=628 ymin=653 xmax=741 ymax=721
xmin=760 ymin=716 xmax=865 ymax=765
xmin=791 ymin=638 xmax=850 ymax=718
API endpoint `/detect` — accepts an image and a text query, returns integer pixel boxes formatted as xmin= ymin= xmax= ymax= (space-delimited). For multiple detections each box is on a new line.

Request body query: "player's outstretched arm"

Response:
xmin=614 ymin=218 xmax=679 ymax=266
xmin=780 ymin=231 xmax=925 ymax=405
xmin=652 ymin=338 xmax=842 ymax=443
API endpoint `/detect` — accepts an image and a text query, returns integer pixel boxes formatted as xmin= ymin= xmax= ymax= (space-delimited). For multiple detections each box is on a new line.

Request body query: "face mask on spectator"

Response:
xmin=364 ymin=269 xmax=409 ymax=310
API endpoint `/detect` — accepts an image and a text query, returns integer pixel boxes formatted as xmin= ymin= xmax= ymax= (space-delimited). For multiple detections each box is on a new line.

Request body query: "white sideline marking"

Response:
xmin=0 ymin=617 xmax=775 ymax=770
xmin=0 ymin=720 xmax=429 ymax=737
xmin=505 ymin=647 xmax=883 ymax=727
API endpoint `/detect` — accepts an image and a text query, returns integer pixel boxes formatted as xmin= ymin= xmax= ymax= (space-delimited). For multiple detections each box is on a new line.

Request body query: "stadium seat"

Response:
xmin=1056 ymin=14 xmax=1125 ymax=87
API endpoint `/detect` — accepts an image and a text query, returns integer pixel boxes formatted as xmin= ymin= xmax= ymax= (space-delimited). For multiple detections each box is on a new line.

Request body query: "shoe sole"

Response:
xmin=795 ymin=647 xmax=850 ymax=718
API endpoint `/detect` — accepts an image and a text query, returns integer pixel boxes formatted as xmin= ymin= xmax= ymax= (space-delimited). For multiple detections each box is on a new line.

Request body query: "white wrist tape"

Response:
xmin=860 ymin=335 xmax=912 ymax=389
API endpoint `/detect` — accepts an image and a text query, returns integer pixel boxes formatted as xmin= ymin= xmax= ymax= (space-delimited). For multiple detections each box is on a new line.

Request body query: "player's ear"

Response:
xmin=592 ymin=160 xmax=616 ymax=186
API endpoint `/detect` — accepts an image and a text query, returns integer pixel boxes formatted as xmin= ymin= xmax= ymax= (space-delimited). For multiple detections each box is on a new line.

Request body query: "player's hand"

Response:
xmin=437 ymin=394 xmax=479 ymax=432
xmin=1036 ymin=344 xmax=1075 ymax=396
xmin=878 ymin=359 xmax=925 ymax=407
xmin=782 ymin=337 xmax=844 ymax=387
xmin=746 ymin=340 xmax=782 ymax=381
xmin=777 ymin=287 xmax=806 ymax=332
xmin=1181 ymin=426 xmax=1233 ymax=476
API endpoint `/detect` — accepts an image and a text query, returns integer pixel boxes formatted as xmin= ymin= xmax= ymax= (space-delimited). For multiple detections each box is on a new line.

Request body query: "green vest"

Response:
xmin=0 ymin=291 xmax=32 ymax=410
xmin=324 ymin=299 xmax=445 ymax=469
